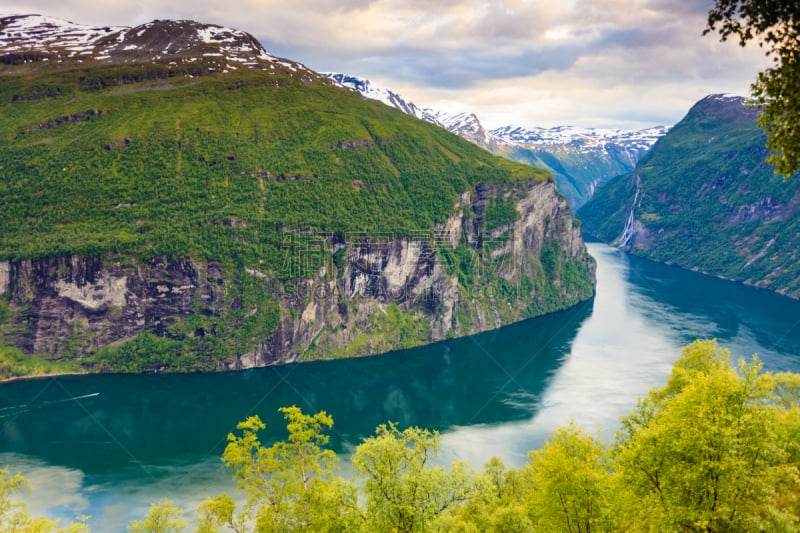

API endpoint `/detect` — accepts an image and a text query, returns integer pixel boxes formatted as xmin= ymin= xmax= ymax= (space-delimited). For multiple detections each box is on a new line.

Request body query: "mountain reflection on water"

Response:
xmin=2 ymin=241 xmax=800 ymax=529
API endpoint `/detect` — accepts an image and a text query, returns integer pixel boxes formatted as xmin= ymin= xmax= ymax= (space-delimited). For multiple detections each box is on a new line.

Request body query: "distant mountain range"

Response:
xmin=325 ymin=73 xmax=669 ymax=208
xmin=579 ymin=94 xmax=800 ymax=299
xmin=324 ymin=73 xmax=502 ymax=150
xmin=492 ymin=124 xmax=667 ymax=158
xmin=493 ymin=124 xmax=669 ymax=209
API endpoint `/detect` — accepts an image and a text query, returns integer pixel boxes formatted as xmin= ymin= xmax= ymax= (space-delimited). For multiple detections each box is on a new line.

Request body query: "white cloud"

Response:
xmin=1 ymin=0 xmax=773 ymax=128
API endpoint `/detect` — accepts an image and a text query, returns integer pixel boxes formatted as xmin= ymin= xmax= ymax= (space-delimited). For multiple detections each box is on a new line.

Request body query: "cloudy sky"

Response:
xmin=1 ymin=0 xmax=772 ymax=129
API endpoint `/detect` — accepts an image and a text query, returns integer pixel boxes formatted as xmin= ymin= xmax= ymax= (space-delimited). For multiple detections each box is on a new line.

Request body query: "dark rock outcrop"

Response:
xmin=0 ymin=180 xmax=595 ymax=371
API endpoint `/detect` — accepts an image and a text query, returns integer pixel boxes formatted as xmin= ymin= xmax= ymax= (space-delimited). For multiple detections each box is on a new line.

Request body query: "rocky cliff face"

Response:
xmin=0 ymin=180 xmax=594 ymax=371
xmin=3 ymin=256 xmax=222 ymax=355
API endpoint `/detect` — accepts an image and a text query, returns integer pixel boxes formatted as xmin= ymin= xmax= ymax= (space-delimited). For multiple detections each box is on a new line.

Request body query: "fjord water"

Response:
xmin=2 ymin=241 xmax=800 ymax=528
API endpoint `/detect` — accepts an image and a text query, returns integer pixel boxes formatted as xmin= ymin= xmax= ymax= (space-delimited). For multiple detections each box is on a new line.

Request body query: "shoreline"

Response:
xmin=581 ymin=233 xmax=800 ymax=303
xmin=0 ymin=370 xmax=89 ymax=385
xmin=0 ymin=293 xmax=598 ymax=385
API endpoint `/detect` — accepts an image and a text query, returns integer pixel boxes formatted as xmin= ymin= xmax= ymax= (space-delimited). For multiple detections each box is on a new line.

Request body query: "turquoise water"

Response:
xmin=2 ymin=241 xmax=799 ymax=529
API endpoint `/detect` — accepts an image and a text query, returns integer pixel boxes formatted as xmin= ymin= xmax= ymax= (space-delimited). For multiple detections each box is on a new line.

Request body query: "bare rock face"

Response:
xmin=232 ymin=178 xmax=594 ymax=368
xmin=1 ymin=179 xmax=594 ymax=372
xmin=0 ymin=261 xmax=9 ymax=294
xmin=5 ymin=256 xmax=224 ymax=355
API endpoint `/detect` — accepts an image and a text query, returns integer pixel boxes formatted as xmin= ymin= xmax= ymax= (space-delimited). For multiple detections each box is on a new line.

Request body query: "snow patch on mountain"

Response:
xmin=491 ymin=125 xmax=670 ymax=154
xmin=324 ymin=72 xmax=668 ymax=157
xmin=324 ymin=73 xmax=501 ymax=148
xmin=324 ymin=73 xmax=434 ymax=123
xmin=422 ymin=109 xmax=497 ymax=148
xmin=0 ymin=14 xmax=123 ymax=56
xmin=0 ymin=14 xmax=305 ymax=73
xmin=705 ymin=93 xmax=749 ymax=103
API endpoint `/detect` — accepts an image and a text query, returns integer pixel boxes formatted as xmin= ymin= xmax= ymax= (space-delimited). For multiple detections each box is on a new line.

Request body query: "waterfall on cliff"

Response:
xmin=614 ymin=173 xmax=641 ymax=249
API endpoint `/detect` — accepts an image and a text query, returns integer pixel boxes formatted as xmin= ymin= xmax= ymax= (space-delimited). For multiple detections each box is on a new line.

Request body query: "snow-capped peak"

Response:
xmin=324 ymin=73 xmax=500 ymax=148
xmin=0 ymin=14 xmax=306 ymax=72
xmin=491 ymin=124 xmax=670 ymax=154
xmin=422 ymin=109 xmax=497 ymax=148
xmin=704 ymin=93 xmax=748 ymax=103
xmin=323 ymin=73 xmax=431 ymax=122
xmin=324 ymin=71 xmax=669 ymax=157
xmin=0 ymin=14 xmax=125 ymax=56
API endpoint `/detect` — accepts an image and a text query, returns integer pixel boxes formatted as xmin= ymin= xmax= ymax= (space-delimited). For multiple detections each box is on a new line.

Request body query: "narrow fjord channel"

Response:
xmin=2 ymin=241 xmax=800 ymax=529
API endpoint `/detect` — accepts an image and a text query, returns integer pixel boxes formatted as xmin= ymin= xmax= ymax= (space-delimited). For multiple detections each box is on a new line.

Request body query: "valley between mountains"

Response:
xmin=326 ymin=72 xmax=669 ymax=209
xmin=2 ymin=8 xmax=800 ymax=533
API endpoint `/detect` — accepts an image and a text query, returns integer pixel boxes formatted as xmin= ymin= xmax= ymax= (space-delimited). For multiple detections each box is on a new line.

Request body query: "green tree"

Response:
xmin=525 ymin=423 xmax=612 ymax=533
xmin=352 ymin=422 xmax=472 ymax=533
xmin=613 ymin=339 xmax=800 ymax=531
xmin=219 ymin=407 xmax=359 ymax=532
xmin=128 ymin=499 xmax=187 ymax=533
xmin=706 ymin=0 xmax=800 ymax=176
xmin=194 ymin=495 xmax=241 ymax=533
xmin=434 ymin=457 xmax=532 ymax=532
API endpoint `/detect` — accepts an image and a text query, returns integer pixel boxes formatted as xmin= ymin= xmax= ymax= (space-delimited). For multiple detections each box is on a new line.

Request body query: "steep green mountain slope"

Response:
xmin=0 ymin=16 xmax=595 ymax=377
xmin=579 ymin=94 xmax=800 ymax=298
xmin=0 ymin=67 xmax=531 ymax=260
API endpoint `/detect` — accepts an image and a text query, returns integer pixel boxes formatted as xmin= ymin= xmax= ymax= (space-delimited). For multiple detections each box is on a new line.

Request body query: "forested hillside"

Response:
xmin=0 ymin=16 xmax=595 ymax=377
xmin=579 ymin=94 xmax=800 ymax=299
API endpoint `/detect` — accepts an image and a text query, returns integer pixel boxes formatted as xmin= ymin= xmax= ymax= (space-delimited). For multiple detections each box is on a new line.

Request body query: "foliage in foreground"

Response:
xmin=0 ymin=466 xmax=88 ymax=532
xmin=4 ymin=340 xmax=800 ymax=531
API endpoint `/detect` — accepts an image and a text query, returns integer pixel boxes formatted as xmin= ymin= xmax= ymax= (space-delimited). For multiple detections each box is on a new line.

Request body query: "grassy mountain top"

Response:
xmin=0 ymin=59 xmax=547 ymax=269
